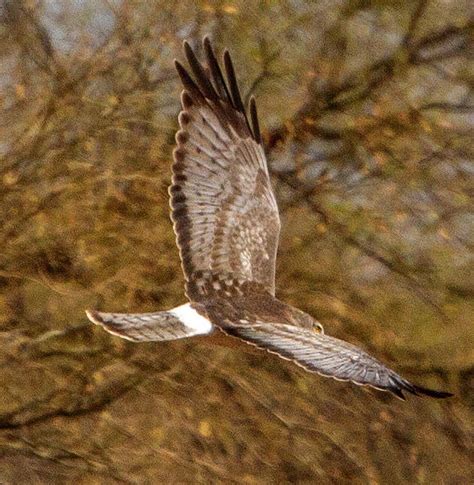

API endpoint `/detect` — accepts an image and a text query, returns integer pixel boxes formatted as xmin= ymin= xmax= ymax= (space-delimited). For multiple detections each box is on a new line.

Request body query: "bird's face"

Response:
xmin=312 ymin=321 xmax=324 ymax=334
xmin=289 ymin=306 xmax=324 ymax=333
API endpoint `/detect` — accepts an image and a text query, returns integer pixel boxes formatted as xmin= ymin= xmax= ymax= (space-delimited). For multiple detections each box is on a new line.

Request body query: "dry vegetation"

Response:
xmin=0 ymin=0 xmax=472 ymax=483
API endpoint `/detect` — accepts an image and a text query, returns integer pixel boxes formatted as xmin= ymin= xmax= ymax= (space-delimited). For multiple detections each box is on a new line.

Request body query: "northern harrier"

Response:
xmin=87 ymin=38 xmax=452 ymax=400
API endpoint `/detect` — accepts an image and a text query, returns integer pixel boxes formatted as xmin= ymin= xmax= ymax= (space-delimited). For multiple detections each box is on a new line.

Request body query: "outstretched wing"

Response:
xmin=171 ymin=38 xmax=280 ymax=300
xmin=223 ymin=322 xmax=452 ymax=399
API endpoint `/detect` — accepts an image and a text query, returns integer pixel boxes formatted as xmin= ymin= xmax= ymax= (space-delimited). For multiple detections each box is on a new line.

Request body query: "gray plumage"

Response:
xmin=86 ymin=308 xmax=208 ymax=342
xmin=86 ymin=37 xmax=452 ymax=401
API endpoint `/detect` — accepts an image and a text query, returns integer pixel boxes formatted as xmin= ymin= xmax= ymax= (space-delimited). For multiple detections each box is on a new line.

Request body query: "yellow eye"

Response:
xmin=313 ymin=322 xmax=324 ymax=334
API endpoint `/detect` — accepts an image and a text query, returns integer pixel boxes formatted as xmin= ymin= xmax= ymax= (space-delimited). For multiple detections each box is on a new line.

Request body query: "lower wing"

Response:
xmin=86 ymin=303 xmax=213 ymax=342
xmin=222 ymin=322 xmax=452 ymax=400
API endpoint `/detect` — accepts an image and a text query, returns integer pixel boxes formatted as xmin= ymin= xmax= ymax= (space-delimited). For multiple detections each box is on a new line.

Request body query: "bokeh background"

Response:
xmin=0 ymin=0 xmax=472 ymax=483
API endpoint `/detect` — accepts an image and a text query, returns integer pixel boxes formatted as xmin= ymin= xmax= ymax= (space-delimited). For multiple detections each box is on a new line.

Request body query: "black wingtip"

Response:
xmin=412 ymin=385 xmax=454 ymax=399
xmin=390 ymin=386 xmax=406 ymax=400
xmin=203 ymin=36 xmax=233 ymax=104
xmin=174 ymin=59 xmax=188 ymax=82
xmin=223 ymin=49 xmax=245 ymax=112
xmin=183 ymin=40 xmax=194 ymax=60
xmin=387 ymin=375 xmax=453 ymax=400
xmin=174 ymin=59 xmax=201 ymax=96
xmin=177 ymin=37 xmax=261 ymax=143
xmin=249 ymin=96 xmax=261 ymax=144
xmin=183 ymin=38 xmax=218 ymax=101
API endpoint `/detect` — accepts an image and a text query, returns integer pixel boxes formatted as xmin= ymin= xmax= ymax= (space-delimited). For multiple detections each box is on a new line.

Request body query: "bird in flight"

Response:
xmin=87 ymin=37 xmax=452 ymax=400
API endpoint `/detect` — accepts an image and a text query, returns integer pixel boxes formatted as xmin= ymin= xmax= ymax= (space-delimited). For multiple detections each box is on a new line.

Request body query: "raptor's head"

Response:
xmin=289 ymin=306 xmax=324 ymax=334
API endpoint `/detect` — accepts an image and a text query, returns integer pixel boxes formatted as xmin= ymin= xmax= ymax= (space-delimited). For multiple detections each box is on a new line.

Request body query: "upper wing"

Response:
xmin=222 ymin=322 xmax=452 ymax=399
xmin=171 ymin=38 xmax=280 ymax=300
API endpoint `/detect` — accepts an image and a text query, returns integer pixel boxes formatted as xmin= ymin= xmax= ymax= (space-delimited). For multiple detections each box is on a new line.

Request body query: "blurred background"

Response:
xmin=0 ymin=0 xmax=472 ymax=483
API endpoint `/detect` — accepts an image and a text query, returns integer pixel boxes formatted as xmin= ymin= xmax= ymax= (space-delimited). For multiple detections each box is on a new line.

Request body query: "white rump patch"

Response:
xmin=169 ymin=303 xmax=213 ymax=335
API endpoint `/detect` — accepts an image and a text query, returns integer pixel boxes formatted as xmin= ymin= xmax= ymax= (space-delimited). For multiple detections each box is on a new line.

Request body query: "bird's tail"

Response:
xmin=86 ymin=303 xmax=213 ymax=342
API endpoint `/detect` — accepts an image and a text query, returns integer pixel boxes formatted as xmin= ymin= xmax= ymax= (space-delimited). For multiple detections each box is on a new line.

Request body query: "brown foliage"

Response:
xmin=0 ymin=1 xmax=472 ymax=483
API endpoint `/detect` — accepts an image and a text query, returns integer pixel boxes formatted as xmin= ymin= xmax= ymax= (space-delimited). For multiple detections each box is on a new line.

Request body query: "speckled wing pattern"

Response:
xmin=171 ymin=38 xmax=280 ymax=300
xmin=221 ymin=321 xmax=452 ymax=399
